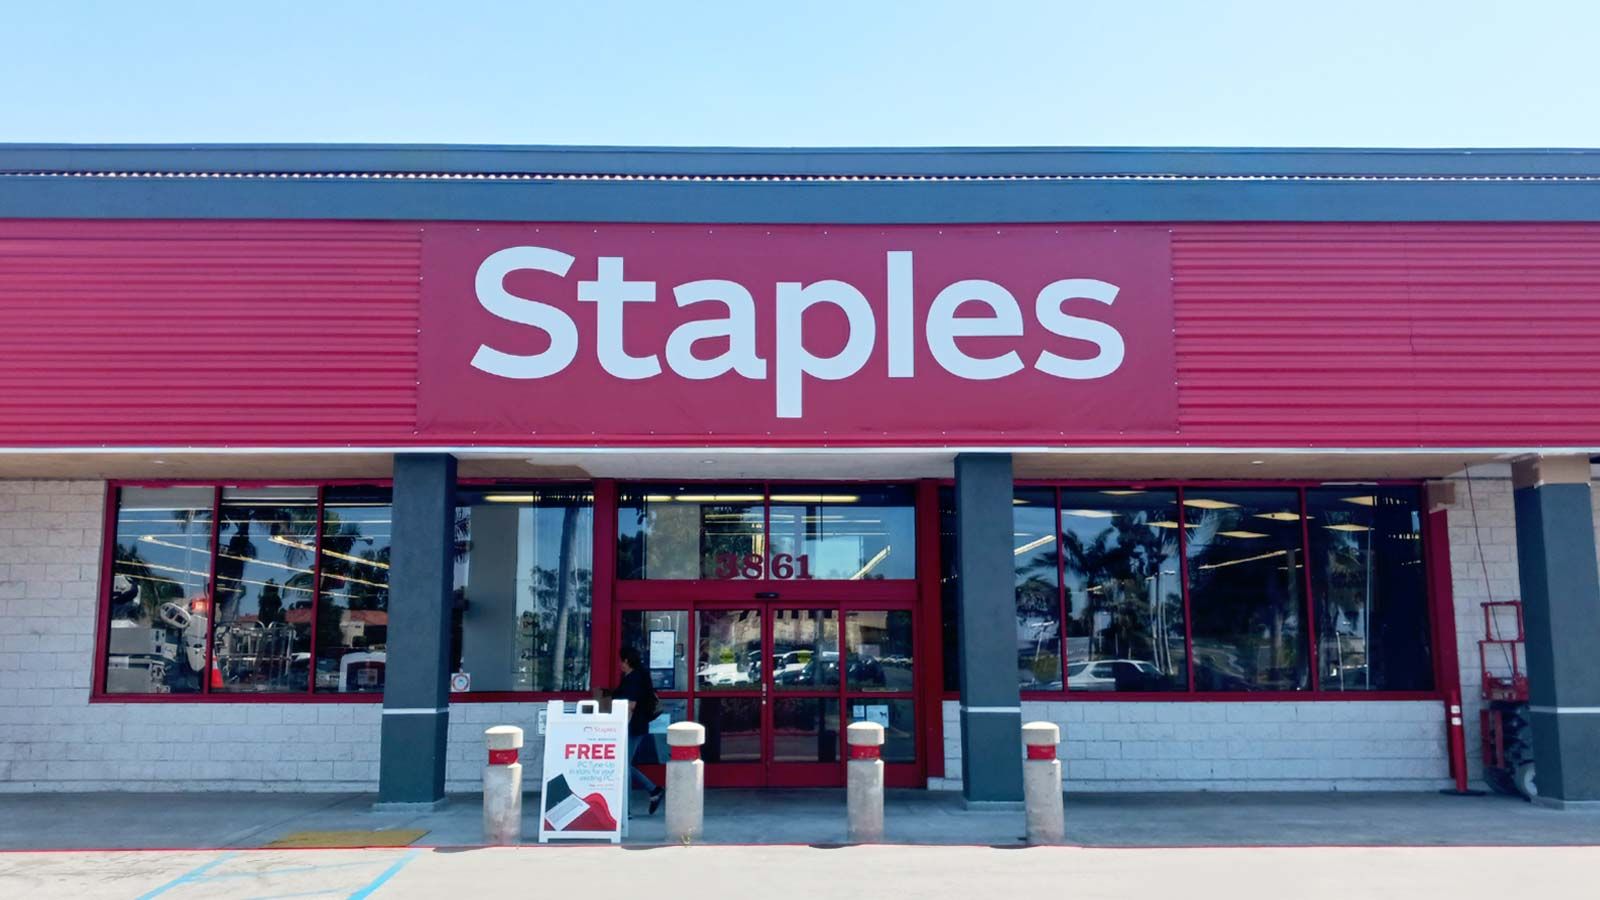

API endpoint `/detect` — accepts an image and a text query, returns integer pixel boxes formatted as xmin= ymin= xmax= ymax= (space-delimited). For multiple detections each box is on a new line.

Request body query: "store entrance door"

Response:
xmin=620 ymin=600 xmax=920 ymax=788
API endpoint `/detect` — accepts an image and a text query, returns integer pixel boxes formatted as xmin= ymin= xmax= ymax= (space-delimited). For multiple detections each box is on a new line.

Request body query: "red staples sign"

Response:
xmin=418 ymin=224 xmax=1176 ymax=442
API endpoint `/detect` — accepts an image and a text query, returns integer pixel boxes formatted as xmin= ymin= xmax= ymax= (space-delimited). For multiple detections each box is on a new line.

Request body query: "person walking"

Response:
xmin=609 ymin=646 xmax=665 ymax=814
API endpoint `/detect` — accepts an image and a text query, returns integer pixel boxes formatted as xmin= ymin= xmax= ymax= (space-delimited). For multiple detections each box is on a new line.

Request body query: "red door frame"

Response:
xmin=611 ymin=479 xmax=928 ymax=788
xmin=620 ymin=594 xmax=924 ymax=788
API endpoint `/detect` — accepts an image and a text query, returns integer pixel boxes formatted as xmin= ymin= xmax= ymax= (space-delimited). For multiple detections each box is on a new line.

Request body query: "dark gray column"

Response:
xmin=954 ymin=452 xmax=1024 ymax=805
xmin=377 ymin=453 xmax=457 ymax=808
xmin=1511 ymin=455 xmax=1600 ymax=808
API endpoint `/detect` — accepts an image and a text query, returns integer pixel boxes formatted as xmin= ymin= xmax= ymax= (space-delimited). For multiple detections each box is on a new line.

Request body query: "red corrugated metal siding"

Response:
xmin=0 ymin=221 xmax=420 ymax=444
xmin=0 ymin=219 xmax=1597 ymax=448
xmin=1171 ymin=224 xmax=1600 ymax=446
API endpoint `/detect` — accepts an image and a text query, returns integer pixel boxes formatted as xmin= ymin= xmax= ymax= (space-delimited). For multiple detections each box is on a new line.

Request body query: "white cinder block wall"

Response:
xmin=933 ymin=700 xmax=1447 ymax=792
xmin=0 ymin=480 xmax=540 ymax=793
xmin=2 ymin=472 xmax=1594 ymax=793
xmin=0 ymin=481 xmax=381 ymax=791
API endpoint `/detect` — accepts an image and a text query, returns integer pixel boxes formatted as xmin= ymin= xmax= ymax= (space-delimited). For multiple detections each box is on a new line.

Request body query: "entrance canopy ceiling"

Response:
xmin=1 ymin=447 xmax=1585 ymax=483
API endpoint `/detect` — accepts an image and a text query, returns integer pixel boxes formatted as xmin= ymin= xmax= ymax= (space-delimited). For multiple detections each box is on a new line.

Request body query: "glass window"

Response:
xmin=1061 ymin=489 xmax=1187 ymax=693
xmin=848 ymin=699 xmax=916 ymax=762
xmin=768 ymin=486 xmax=916 ymax=580
xmin=1184 ymin=489 xmax=1309 ymax=692
xmin=212 ymin=487 xmax=318 ymax=693
xmin=618 ymin=485 xmax=764 ymax=579
xmin=845 ymin=610 xmax=914 ymax=692
xmin=771 ymin=608 xmax=840 ymax=690
xmin=621 ymin=610 xmax=689 ymax=692
xmin=1013 ymin=489 xmax=1062 ymax=691
xmin=451 ymin=487 xmax=595 ymax=692
xmin=104 ymin=486 xmax=215 ymax=695
xmin=696 ymin=608 xmax=762 ymax=691
xmin=1307 ymin=488 xmax=1433 ymax=692
xmin=696 ymin=697 xmax=761 ymax=763
xmin=640 ymin=698 xmax=689 ymax=767
xmin=315 ymin=487 xmax=393 ymax=694
xmin=771 ymin=698 xmax=841 ymax=763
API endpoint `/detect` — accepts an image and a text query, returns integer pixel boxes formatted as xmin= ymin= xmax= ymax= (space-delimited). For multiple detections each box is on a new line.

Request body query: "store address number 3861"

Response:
xmin=712 ymin=552 xmax=815 ymax=580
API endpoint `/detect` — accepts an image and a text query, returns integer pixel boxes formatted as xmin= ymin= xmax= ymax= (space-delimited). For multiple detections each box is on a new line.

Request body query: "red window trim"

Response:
xmin=948 ymin=690 xmax=1448 ymax=703
xmin=614 ymin=478 xmax=921 ymax=585
xmin=90 ymin=476 xmax=598 ymax=704
xmin=940 ymin=478 xmax=1443 ymax=704
xmin=914 ymin=479 xmax=944 ymax=779
xmin=449 ymin=691 xmax=598 ymax=704
xmin=1424 ymin=504 xmax=1464 ymax=709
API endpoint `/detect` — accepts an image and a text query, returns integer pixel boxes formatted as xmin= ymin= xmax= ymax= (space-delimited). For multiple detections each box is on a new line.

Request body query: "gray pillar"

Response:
xmin=1511 ymin=455 xmax=1600 ymax=807
xmin=954 ymin=452 xmax=1024 ymax=805
xmin=377 ymin=453 xmax=457 ymax=808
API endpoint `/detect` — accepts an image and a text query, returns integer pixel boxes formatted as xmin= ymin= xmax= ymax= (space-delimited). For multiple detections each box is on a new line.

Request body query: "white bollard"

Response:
xmin=665 ymin=722 xmax=706 ymax=843
xmin=846 ymin=721 xmax=885 ymax=843
xmin=483 ymin=725 xmax=524 ymax=845
xmin=1022 ymin=721 xmax=1064 ymax=845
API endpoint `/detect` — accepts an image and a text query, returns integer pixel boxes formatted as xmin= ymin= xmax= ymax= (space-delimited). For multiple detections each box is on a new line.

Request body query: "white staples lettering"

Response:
xmin=470 ymin=247 xmax=1128 ymax=418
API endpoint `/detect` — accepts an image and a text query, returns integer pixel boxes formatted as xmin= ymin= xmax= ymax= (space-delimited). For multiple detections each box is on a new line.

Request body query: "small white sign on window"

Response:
xmin=864 ymin=704 xmax=890 ymax=728
xmin=649 ymin=630 xmax=675 ymax=670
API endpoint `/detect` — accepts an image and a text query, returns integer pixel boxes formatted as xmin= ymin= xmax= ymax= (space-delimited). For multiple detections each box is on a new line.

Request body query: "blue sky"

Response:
xmin=1 ymin=0 xmax=1593 ymax=147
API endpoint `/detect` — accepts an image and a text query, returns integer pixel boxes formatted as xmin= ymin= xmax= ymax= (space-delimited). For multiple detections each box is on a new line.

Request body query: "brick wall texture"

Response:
xmin=1 ymin=473 xmax=1593 ymax=793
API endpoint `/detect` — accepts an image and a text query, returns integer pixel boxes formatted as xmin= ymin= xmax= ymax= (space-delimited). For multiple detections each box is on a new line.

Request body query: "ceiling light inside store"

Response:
xmin=1253 ymin=512 xmax=1302 ymax=521
xmin=1183 ymin=498 xmax=1240 ymax=510
xmin=1199 ymin=549 xmax=1289 ymax=571
xmin=1218 ymin=530 xmax=1269 ymax=539
xmin=1342 ymin=496 xmax=1378 ymax=506
xmin=768 ymin=494 xmax=860 ymax=504
xmin=850 ymin=546 xmax=891 ymax=579
xmin=1100 ymin=490 xmax=1145 ymax=496
xmin=482 ymin=494 xmax=536 ymax=503
xmin=1147 ymin=520 xmax=1198 ymax=529
xmin=1324 ymin=523 xmax=1373 ymax=532
xmin=1014 ymin=535 xmax=1056 ymax=556
xmin=271 ymin=535 xmax=391 ymax=570
xmin=676 ymin=494 xmax=764 ymax=503
xmin=1063 ymin=509 xmax=1116 ymax=519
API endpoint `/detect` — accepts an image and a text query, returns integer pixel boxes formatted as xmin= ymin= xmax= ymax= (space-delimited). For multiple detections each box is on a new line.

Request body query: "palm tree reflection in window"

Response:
xmin=450 ymin=491 xmax=595 ymax=693
xmin=1060 ymin=491 xmax=1187 ymax=693
xmin=214 ymin=488 xmax=318 ymax=693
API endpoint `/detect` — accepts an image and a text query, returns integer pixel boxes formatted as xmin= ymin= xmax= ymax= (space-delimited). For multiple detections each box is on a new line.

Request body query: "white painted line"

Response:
xmin=383 ymin=707 xmax=449 ymax=715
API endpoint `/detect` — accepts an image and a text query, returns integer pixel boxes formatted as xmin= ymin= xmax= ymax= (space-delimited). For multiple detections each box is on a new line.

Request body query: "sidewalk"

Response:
xmin=3 ymin=790 xmax=1599 ymax=850
xmin=9 ymin=844 xmax=1600 ymax=900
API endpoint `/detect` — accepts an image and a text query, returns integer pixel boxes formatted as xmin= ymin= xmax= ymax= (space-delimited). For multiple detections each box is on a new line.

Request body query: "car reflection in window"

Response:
xmin=1067 ymin=658 xmax=1165 ymax=692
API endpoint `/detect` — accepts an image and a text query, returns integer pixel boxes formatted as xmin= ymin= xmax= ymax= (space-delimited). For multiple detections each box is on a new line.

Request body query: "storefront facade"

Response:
xmin=1 ymin=146 xmax=1598 ymax=806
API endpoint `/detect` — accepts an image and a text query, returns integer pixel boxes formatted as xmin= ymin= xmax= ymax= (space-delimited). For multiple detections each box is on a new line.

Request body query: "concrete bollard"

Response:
xmin=665 ymin=722 xmax=706 ymax=843
xmin=1022 ymin=721 xmax=1064 ymax=845
xmin=846 ymin=721 xmax=885 ymax=843
xmin=483 ymin=725 xmax=524 ymax=845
